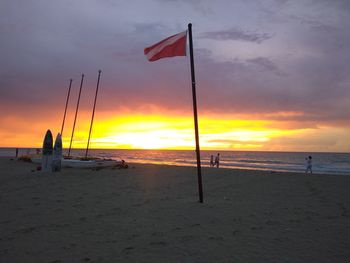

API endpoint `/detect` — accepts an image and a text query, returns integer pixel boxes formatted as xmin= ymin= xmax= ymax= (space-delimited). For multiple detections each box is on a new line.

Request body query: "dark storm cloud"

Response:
xmin=200 ymin=28 xmax=272 ymax=43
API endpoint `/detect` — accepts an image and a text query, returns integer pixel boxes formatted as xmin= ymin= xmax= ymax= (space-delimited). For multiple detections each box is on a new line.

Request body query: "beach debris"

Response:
xmin=111 ymin=160 xmax=128 ymax=169
xmin=116 ymin=160 xmax=128 ymax=169
xmin=18 ymin=156 xmax=32 ymax=162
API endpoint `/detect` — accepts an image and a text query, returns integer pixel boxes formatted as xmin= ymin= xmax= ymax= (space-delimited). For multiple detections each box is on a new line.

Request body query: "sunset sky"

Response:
xmin=1 ymin=0 xmax=349 ymax=152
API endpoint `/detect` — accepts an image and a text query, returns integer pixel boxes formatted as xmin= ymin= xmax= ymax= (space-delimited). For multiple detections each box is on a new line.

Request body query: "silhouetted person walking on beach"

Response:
xmin=215 ymin=153 xmax=220 ymax=168
xmin=305 ymin=156 xmax=312 ymax=174
xmin=210 ymin=155 xmax=214 ymax=167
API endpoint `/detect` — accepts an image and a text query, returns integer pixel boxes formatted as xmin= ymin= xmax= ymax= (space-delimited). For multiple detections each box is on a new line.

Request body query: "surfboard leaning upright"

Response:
xmin=52 ymin=133 xmax=62 ymax=172
xmin=42 ymin=129 xmax=53 ymax=171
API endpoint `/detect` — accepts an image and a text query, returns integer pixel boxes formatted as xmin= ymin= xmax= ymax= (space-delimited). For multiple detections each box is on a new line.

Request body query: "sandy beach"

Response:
xmin=0 ymin=157 xmax=349 ymax=262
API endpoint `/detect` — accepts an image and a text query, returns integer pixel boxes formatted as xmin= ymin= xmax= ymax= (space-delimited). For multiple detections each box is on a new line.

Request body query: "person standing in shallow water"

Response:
xmin=215 ymin=153 xmax=220 ymax=168
xmin=305 ymin=156 xmax=312 ymax=174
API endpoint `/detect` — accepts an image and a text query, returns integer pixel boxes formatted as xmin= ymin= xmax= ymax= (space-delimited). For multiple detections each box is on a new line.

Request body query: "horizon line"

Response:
xmin=0 ymin=146 xmax=349 ymax=154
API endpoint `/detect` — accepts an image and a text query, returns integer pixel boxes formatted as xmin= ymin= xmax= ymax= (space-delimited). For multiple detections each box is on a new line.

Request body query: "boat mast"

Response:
xmin=60 ymin=79 xmax=73 ymax=136
xmin=85 ymin=70 xmax=102 ymax=158
xmin=68 ymin=74 xmax=84 ymax=157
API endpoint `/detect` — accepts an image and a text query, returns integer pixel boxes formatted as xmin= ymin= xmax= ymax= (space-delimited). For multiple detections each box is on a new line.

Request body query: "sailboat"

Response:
xmin=62 ymin=71 xmax=125 ymax=168
xmin=32 ymin=71 xmax=126 ymax=169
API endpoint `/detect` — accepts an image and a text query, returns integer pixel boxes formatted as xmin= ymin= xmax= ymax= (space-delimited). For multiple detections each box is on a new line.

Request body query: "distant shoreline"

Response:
xmin=0 ymin=146 xmax=349 ymax=154
xmin=0 ymin=156 xmax=347 ymax=177
xmin=1 ymin=148 xmax=350 ymax=175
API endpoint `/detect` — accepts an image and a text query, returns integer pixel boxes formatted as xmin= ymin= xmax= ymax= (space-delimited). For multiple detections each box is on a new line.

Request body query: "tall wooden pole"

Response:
xmin=188 ymin=23 xmax=203 ymax=203
xmin=85 ymin=70 xmax=102 ymax=158
xmin=68 ymin=74 xmax=84 ymax=157
xmin=60 ymin=79 xmax=73 ymax=136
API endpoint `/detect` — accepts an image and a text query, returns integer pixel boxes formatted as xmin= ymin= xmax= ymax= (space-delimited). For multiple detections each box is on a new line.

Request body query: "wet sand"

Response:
xmin=0 ymin=157 xmax=349 ymax=262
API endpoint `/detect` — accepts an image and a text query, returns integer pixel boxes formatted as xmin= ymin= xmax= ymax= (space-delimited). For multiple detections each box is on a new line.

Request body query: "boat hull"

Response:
xmin=31 ymin=157 xmax=121 ymax=169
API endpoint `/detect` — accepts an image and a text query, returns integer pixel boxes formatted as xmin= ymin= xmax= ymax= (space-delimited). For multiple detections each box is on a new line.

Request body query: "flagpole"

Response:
xmin=60 ymin=79 xmax=73 ymax=136
xmin=188 ymin=23 xmax=204 ymax=203
xmin=85 ymin=70 xmax=101 ymax=158
xmin=68 ymin=74 xmax=84 ymax=157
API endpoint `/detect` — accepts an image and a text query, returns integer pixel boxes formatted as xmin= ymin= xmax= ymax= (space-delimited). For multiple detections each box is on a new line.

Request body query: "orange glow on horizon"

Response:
xmin=58 ymin=114 xmax=303 ymax=150
xmin=1 ymin=111 xmax=349 ymax=152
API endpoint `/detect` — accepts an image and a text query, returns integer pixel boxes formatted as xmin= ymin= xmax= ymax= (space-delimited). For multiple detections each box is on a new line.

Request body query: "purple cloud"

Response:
xmin=0 ymin=0 xmax=350 ymax=130
xmin=200 ymin=28 xmax=272 ymax=43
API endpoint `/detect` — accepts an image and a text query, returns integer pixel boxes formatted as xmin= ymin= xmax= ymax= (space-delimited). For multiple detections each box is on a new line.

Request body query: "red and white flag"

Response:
xmin=144 ymin=31 xmax=187 ymax=62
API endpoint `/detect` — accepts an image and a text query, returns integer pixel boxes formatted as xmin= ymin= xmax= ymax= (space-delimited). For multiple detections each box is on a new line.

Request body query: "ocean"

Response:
xmin=1 ymin=148 xmax=350 ymax=175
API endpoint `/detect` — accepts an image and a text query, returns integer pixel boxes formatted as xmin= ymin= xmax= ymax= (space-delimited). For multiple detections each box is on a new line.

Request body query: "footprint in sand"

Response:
xmin=104 ymin=240 xmax=118 ymax=244
xmin=151 ymin=232 xmax=164 ymax=237
xmin=51 ymin=223 xmax=71 ymax=228
xmin=265 ymin=220 xmax=280 ymax=226
xmin=232 ymin=230 xmax=239 ymax=236
xmin=16 ymin=226 xmax=38 ymax=234
xmin=124 ymin=246 xmax=134 ymax=250
xmin=208 ymin=236 xmax=224 ymax=241
xmin=122 ymin=247 xmax=135 ymax=254
xmin=149 ymin=241 xmax=167 ymax=246
xmin=337 ymin=202 xmax=349 ymax=217
xmin=181 ymin=235 xmax=194 ymax=241
xmin=0 ymin=249 xmax=9 ymax=255
xmin=250 ymin=226 xmax=264 ymax=231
